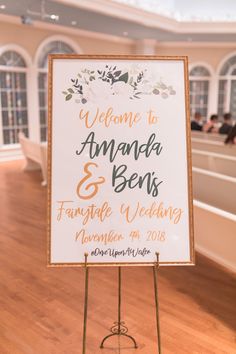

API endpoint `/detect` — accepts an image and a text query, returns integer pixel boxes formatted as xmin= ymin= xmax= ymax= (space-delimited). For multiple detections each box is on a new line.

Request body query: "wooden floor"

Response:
xmin=0 ymin=161 xmax=236 ymax=354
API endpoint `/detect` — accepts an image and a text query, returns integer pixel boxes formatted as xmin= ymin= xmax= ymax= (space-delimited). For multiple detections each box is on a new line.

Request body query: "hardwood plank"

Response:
xmin=0 ymin=161 xmax=235 ymax=354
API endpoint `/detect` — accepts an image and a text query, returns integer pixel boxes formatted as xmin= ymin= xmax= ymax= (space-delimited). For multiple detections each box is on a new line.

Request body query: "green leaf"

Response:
xmin=118 ymin=72 xmax=129 ymax=83
xmin=66 ymin=94 xmax=72 ymax=101
xmin=68 ymin=88 xmax=74 ymax=93
xmin=114 ymin=70 xmax=122 ymax=77
xmin=62 ymin=91 xmax=67 ymax=95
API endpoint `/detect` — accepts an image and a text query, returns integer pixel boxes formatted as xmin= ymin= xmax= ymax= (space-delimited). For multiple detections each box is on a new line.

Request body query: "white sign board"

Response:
xmin=48 ymin=55 xmax=194 ymax=266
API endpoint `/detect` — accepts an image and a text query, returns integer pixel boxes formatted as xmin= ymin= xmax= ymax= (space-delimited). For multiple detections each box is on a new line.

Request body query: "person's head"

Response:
xmin=210 ymin=114 xmax=218 ymax=122
xmin=194 ymin=112 xmax=202 ymax=122
xmin=225 ymin=124 xmax=236 ymax=144
xmin=223 ymin=112 xmax=232 ymax=122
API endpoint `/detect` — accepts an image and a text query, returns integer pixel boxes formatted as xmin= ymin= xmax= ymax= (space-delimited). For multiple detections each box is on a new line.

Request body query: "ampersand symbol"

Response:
xmin=76 ymin=162 xmax=105 ymax=200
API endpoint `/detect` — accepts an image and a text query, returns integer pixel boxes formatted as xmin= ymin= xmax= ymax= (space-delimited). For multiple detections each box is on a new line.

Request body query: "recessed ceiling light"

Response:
xmin=0 ymin=4 xmax=6 ymax=9
xmin=71 ymin=20 xmax=77 ymax=26
xmin=123 ymin=31 xmax=128 ymax=36
xmin=50 ymin=14 xmax=59 ymax=20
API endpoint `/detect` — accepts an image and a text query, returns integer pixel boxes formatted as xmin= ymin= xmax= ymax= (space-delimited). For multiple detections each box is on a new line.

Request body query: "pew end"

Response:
xmin=194 ymin=200 xmax=236 ymax=273
xmin=18 ymin=132 xmax=47 ymax=186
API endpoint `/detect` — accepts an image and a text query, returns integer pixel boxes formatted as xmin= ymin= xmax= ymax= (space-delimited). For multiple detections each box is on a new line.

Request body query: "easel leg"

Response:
xmin=82 ymin=253 xmax=89 ymax=354
xmin=100 ymin=267 xmax=138 ymax=349
xmin=153 ymin=252 xmax=162 ymax=354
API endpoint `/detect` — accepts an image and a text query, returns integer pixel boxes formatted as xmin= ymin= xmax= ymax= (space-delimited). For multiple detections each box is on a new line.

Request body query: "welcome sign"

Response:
xmin=48 ymin=55 xmax=194 ymax=266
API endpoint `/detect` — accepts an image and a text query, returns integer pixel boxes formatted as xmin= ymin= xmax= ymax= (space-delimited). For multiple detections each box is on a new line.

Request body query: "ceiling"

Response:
xmin=114 ymin=0 xmax=236 ymax=22
xmin=0 ymin=0 xmax=236 ymax=42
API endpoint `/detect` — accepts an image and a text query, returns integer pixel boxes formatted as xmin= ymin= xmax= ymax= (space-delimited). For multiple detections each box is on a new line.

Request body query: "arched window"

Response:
xmin=37 ymin=41 xmax=76 ymax=141
xmin=0 ymin=50 xmax=28 ymax=145
xmin=189 ymin=65 xmax=211 ymax=120
xmin=218 ymin=54 xmax=236 ymax=119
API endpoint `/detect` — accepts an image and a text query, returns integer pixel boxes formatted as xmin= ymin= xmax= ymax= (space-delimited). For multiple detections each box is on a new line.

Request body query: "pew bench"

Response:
xmin=191 ymin=131 xmax=226 ymax=143
xmin=18 ymin=132 xmax=47 ymax=186
xmin=194 ymin=200 xmax=236 ymax=273
xmin=192 ymin=149 xmax=236 ymax=178
xmin=192 ymin=167 xmax=236 ymax=214
xmin=192 ymin=138 xmax=236 ymax=156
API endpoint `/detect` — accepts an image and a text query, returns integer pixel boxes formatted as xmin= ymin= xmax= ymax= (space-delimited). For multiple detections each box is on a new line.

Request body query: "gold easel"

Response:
xmin=82 ymin=253 xmax=89 ymax=354
xmin=100 ymin=266 xmax=138 ymax=349
xmin=82 ymin=252 xmax=162 ymax=353
xmin=153 ymin=252 xmax=162 ymax=354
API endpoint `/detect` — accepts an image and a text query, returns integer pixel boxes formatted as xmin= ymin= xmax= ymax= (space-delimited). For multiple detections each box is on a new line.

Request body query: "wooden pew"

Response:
xmin=192 ymin=167 xmax=236 ymax=214
xmin=194 ymin=200 xmax=236 ymax=273
xmin=191 ymin=138 xmax=236 ymax=156
xmin=18 ymin=132 xmax=47 ymax=186
xmin=191 ymin=131 xmax=226 ymax=143
xmin=192 ymin=149 xmax=236 ymax=178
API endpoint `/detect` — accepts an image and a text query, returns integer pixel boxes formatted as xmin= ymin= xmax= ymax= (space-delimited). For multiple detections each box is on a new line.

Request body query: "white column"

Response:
xmin=135 ymin=39 xmax=157 ymax=55
xmin=208 ymin=76 xmax=219 ymax=117
xmin=27 ymin=64 xmax=40 ymax=142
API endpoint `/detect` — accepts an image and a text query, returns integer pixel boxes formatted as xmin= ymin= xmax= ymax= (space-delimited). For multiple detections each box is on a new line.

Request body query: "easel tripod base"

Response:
xmin=100 ymin=321 xmax=138 ymax=349
xmin=82 ymin=252 xmax=161 ymax=354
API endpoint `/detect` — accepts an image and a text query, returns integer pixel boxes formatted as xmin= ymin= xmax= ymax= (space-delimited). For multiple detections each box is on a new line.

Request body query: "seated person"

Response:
xmin=203 ymin=114 xmax=219 ymax=133
xmin=191 ymin=112 xmax=203 ymax=131
xmin=225 ymin=124 xmax=236 ymax=144
xmin=219 ymin=112 xmax=232 ymax=135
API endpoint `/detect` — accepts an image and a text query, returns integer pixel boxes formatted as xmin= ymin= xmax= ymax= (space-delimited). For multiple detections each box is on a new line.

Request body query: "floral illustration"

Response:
xmin=62 ymin=65 xmax=176 ymax=103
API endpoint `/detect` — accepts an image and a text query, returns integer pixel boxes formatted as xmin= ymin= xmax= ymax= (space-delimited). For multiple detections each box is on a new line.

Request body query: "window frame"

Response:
xmin=0 ymin=45 xmax=32 ymax=149
xmin=35 ymin=36 xmax=81 ymax=142
xmin=189 ymin=62 xmax=213 ymax=121
xmin=217 ymin=52 xmax=236 ymax=120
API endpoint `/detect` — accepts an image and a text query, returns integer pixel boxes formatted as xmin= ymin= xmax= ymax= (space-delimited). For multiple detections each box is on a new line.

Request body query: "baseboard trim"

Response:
xmin=0 ymin=146 xmax=23 ymax=162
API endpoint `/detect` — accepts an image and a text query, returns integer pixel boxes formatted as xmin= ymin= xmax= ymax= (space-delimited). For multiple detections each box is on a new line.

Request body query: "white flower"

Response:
xmin=128 ymin=64 xmax=144 ymax=76
xmin=83 ymin=80 xmax=113 ymax=103
xmin=112 ymin=81 xmax=133 ymax=97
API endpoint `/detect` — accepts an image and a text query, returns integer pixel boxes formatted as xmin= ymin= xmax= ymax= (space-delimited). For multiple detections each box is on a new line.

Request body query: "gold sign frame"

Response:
xmin=47 ymin=55 xmax=195 ymax=267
